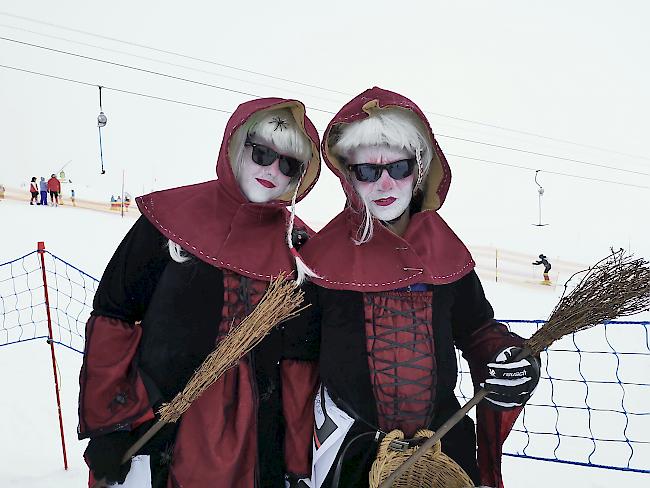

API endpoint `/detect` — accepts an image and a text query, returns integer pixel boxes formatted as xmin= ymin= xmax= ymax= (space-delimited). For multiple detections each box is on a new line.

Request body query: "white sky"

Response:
xmin=0 ymin=0 xmax=649 ymax=253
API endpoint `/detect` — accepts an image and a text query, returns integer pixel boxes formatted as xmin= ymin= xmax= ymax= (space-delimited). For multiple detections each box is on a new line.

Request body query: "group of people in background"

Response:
xmin=29 ymin=174 xmax=61 ymax=206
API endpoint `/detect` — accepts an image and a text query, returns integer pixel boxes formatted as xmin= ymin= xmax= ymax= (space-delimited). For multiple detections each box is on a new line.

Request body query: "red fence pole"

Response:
xmin=37 ymin=241 xmax=69 ymax=470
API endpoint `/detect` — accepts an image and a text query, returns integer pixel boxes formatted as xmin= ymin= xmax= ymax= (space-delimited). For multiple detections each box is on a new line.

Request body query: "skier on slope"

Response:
xmin=79 ymin=98 xmax=321 ymax=488
xmin=532 ymin=254 xmax=552 ymax=283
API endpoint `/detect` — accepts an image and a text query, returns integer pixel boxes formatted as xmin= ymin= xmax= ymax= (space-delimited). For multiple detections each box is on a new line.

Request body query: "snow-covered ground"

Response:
xmin=1 ymin=196 xmax=648 ymax=487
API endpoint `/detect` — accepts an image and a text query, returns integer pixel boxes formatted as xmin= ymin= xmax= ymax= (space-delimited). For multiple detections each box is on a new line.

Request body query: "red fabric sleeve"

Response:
xmin=281 ymin=359 xmax=319 ymax=477
xmin=78 ymin=315 xmax=153 ymax=437
xmin=461 ymin=321 xmax=525 ymax=488
xmin=476 ymin=403 xmax=522 ymax=488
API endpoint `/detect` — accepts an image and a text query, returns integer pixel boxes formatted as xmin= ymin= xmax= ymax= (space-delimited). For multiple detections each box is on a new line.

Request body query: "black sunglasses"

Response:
xmin=244 ymin=140 xmax=304 ymax=178
xmin=347 ymin=158 xmax=416 ymax=183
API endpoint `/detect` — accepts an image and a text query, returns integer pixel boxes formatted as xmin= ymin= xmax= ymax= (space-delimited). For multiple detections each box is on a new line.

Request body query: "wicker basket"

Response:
xmin=369 ymin=429 xmax=474 ymax=488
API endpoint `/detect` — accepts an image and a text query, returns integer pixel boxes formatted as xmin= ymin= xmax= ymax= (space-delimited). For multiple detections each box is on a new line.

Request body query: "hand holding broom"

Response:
xmin=379 ymin=249 xmax=650 ymax=488
xmin=92 ymin=273 xmax=306 ymax=488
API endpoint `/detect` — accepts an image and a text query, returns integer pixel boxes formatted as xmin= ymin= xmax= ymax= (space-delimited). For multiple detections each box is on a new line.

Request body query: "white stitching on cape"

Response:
xmin=139 ymin=199 xmax=276 ymax=279
xmin=313 ymin=259 xmax=474 ymax=287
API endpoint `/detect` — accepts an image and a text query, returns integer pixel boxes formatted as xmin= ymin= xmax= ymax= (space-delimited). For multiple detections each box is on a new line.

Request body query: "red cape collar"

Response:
xmin=137 ymin=181 xmax=311 ymax=281
xmin=301 ymin=209 xmax=474 ymax=291
xmin=301 ymin=86 xmax=472 ymax=291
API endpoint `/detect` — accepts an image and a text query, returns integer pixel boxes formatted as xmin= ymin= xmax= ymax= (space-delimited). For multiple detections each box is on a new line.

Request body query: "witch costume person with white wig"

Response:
xmin=300 ymin=87 xmax=540 ymax=488
xmin=78 ymin=98 xmax=321 ymax=488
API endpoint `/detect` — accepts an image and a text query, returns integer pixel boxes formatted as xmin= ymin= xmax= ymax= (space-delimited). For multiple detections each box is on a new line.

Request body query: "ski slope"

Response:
xmin=0 ymin=197 xmax=648 ymax=487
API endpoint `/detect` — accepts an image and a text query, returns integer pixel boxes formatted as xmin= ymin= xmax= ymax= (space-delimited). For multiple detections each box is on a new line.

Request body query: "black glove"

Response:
xmin=84 ymin=430 xmax=133 ymax=484
xmin=483 ymin=346 xmax=540 ymax=411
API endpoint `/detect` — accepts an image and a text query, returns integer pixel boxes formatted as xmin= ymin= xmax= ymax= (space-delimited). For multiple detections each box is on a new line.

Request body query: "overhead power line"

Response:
xmin=1 ymin=34 xmax=647 ymax=179
xmin=0 ymin=36 xmax=285 ymax=107
xmin=0 ymin=11 xmax=349 ymax=96
xmin=1 ymin=10 xmax=649 ymax=163
xmin=1 ymin=63 xmax=647 ymax=191
xmin=0 ymin=64 xmax=231 ymax=113
xmin=429 ymin=110 xmax=650 ymax=163
xmin=0 ymin=22 xmax=345 ymax=105
xmin=447 ymin=153 xmax=649 ymax=190
xmin=438 ymin=134 xmax=649 ymax=177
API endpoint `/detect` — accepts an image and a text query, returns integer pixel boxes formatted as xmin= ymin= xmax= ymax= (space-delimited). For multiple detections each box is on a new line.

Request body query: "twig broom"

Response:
xmin=379 ymin=250 xmax=650 ymax=488
xmin=93 ymin=273 xmax=306 ymax=488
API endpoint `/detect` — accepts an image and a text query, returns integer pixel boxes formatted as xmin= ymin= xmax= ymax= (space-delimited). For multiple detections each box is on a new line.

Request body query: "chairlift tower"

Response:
xmin=532 ymin=170 xmax=549 ymax=227
xmin=97 ymin=86 xmax=107 ymax=174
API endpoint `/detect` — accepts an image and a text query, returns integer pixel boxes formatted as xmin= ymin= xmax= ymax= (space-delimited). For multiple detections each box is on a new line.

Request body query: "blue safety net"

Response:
xmin=1 ymin=248 xmax=648 ymax=473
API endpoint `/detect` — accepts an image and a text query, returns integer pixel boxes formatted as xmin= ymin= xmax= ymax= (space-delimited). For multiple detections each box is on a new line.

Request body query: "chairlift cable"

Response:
xmin=2 ymin=34 xmax=649 ymax=175
xmin=1 ymin=62 xmax=647 ymax=191
xmin=438 ymin=134 xmax=649 ymax=177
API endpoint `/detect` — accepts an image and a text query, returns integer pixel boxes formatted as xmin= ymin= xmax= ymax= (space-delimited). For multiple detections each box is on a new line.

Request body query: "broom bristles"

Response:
xmin=525 ymin=249 xmax=650 ymax=355
xmin=377 ymin=250 xmax=650 ymax=488
xmin=158 ymin=272 xmax=305 ymax=423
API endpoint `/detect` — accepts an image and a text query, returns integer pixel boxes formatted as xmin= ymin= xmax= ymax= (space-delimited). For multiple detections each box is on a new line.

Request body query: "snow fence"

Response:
xmin=1 ymin=246 xmax=648 ymax=474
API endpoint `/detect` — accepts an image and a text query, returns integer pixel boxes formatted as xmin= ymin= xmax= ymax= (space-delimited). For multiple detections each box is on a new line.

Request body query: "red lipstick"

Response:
xmin=256 ymin=178 xmax=276 ymax=189
xmin=373 ymin=197 xmax=396 ymax=206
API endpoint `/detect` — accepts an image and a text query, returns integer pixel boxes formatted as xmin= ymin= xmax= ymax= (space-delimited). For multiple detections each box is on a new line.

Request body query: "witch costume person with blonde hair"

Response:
xmin=79 ymin=98 xmax=321 ymax=488
xmin=300 ymin=87 xmax=540 ymax=488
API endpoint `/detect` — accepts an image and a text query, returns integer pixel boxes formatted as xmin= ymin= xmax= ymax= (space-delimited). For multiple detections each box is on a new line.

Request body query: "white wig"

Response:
xmin=230 ymin=107 xmax=312 ymax=182
xmin=330 ymin=107 xmax=434 ymax=245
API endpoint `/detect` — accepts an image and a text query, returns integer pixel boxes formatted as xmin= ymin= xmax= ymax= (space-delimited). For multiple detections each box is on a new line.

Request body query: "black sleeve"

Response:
xmin=450 ymin=270 xmax=495 ymax=350
xmin=450 ymin=270 xmax=525 ymax=387
xmin=92 ymin=216 xmax=170 ymax=322
xmin=281 ymin=281 xmax=321 ymax=361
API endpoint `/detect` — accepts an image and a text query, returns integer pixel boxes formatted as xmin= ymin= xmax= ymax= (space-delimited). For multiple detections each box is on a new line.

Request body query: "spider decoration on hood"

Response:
xmin=269 ymin=116 xmax=288 ymax=132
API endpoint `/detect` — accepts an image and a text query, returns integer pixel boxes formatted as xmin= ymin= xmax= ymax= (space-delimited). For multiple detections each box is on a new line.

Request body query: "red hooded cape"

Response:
xmin=300 ymin=86 xmax=474 ymax=291
xmin=136 ymin=97 xmax=321 ymax=280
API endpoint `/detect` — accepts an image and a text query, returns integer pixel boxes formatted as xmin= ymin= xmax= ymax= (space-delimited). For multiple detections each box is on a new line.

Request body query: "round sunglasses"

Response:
xmin=244 ymin=140 xmax=304 ymax=178
xmin=347 ymin=158 xmax=416 ymax=183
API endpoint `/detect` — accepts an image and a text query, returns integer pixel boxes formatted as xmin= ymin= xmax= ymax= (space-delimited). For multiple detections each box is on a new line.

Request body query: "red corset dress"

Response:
xmin=364 ymin=285 xmax=436 ymax=438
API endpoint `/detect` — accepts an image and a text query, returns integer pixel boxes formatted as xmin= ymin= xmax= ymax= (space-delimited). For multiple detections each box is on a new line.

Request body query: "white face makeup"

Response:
xmin=236 ymin=140 xmax=293 ymax=203
xmin=348 ymin=145 xmax=415 ymax=221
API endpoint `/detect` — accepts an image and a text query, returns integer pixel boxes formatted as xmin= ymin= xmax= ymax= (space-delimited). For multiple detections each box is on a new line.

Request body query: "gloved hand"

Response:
xmin=84 ymin=430 xmax=133 ymax=484
xmin=483 ymin=346 xmax=540 ymax=411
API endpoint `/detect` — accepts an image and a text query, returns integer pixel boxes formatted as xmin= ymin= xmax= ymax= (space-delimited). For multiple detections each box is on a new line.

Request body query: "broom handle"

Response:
xmin=377 ymin=390 xmax=488 ymax=488
xmin=91 ymin=419 xmax=167 ymax=488
xmin=378 ymin=347 xmax=533 ymax=488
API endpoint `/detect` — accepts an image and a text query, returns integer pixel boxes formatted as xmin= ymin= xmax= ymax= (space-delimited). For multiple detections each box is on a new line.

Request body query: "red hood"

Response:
xmin=322 ymin=86 xmax=451 ymax=213
xmin=215 ymin=97 xmax=321 ymax=205
xmin=301 ymin=87 xmax=473 ymax=292
xmin=137 ymin=97 xmax=321 ymax=281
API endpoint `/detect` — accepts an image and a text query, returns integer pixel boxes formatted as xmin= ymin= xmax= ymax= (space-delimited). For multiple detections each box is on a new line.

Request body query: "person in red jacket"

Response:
xmin=47 ymin=174 xmax=61 ymax=206
xmin=79 ymin=98 xmax=321 ymax=488
xmin=300 ymin=87 xmax=539 ymax=488
xmin=29 ymin=177 xmax=39 ymax=205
